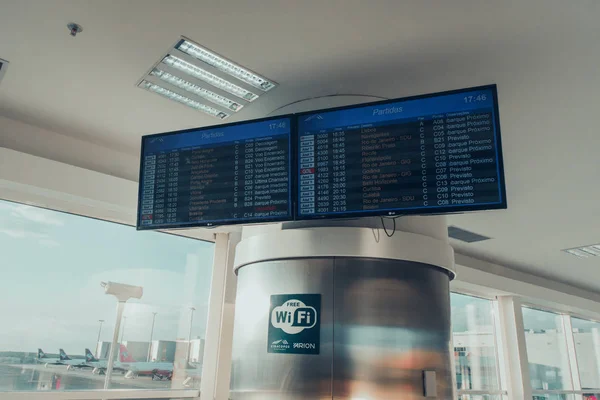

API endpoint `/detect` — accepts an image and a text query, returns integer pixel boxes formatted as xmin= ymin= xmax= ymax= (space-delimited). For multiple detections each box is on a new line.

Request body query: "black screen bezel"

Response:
xmin=292 ymin=84 xmax=507 ymax=221
xmin=136 ymin=114 xmax=295 ymax=230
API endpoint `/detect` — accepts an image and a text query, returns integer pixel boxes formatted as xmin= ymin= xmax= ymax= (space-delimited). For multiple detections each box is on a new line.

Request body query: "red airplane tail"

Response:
xmin=119 ymin=344 xmax=135 ymax=363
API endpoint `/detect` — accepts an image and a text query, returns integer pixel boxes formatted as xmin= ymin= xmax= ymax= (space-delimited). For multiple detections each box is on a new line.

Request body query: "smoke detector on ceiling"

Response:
xmin=67 ymin=23 xmax=83 ymax=37
xmin=448 ymin=226 xmax=492 ymax=243
xmin=0 ymin=58 xmax=9 ymax=84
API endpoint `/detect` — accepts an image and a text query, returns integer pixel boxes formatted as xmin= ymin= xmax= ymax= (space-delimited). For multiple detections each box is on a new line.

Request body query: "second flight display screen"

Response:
xmin=296 ymin=86 xmax=505 ymax=219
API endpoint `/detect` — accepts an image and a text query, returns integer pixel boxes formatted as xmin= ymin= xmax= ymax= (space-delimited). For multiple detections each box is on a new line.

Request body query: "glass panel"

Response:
xmin=572 ymin=317 xmax=600 ymax=390
xmin=522 ymin=307 xmax=573 ymax=390
xmin=532 ymin=395 xmax=575 ymax=400
xmin=451 ymin=293 xmax=501 ymax=391
xmin=457 ymin=395 xmax=507 ymax=400
xmin=583 ymin=394 xmax=600 ymax=400
xmin=0 ymin=199 xmax=214 ymax=391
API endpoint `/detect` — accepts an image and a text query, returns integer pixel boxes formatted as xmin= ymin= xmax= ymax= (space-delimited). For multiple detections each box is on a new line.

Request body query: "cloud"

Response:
xmin=10 ymin=205 xmax=64 ymax=226
xmin=0 ymin=228 xmax=48 ymax=239
xmin=0 ymin=229 xmax=60 ymax=248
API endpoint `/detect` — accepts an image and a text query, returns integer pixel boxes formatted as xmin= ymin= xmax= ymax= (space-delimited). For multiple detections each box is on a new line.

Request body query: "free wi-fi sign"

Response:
xmin=267 ymin=294 xmax=321 ymax=355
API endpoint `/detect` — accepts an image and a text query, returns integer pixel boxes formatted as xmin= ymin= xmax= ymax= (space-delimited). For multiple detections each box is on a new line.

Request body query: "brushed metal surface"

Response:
xmin=333 ymin=258 xmax=453 ymax=399
xmin=229 ymin=259 xmax=334 ymax=400
xmin=229 ymin=258 xmax=452 ymax=400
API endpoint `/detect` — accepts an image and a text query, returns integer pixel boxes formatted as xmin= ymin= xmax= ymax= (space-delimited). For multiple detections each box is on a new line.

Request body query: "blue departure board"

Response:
xmin=295 ymin=85 xmax=506 ymax=219
xmin=137 ymin=117 xmax=292 ymax=229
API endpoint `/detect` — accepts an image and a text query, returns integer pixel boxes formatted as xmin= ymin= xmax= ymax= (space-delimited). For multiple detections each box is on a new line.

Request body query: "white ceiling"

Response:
xmin=1 ymin=0 xmax=599 ymax=292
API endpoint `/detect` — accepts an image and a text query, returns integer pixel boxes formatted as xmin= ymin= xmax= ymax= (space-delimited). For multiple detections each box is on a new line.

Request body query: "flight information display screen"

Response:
xmin=296 ymin=85 xmax=506 ymax=219
xmin=137 ymin=117 xmax=292 ymax=229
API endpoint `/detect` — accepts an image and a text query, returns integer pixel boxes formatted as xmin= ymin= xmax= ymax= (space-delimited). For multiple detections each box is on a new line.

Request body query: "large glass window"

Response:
xmin=451 ymin=293 xmax=505 ymax=399
xmin=0 ymin=199 xmax=214 ymax=392
xmin=522 ymin=307 xmax=573 ymax=392
xmin=572 ymin=317 xmax=600 ymax=391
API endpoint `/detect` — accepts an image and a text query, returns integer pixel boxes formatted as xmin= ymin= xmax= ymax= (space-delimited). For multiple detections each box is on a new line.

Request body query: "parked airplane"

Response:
xmin=84 ymin=347 xmax=136 ymax=375
xmin=118 ymin=345 xmax=173 ymax=380
xmin=59 ymin=349 xmax=90 ymax=370
xmin=84 ymin=348 xmax=106 ymax=367
xmin=36 ymin=348 xmax=62 ymax=367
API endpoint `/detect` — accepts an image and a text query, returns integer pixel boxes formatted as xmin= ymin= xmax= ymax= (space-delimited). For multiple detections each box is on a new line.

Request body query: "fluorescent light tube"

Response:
xmin=564 ymin=243 xmax=600 ymax=257
xmin=580 ymin=246 xmax=600 ymax=256
xmin=163 ymin=55 xmax=258 ymax=101
xmin=140 ymin=81 xmax=229 ymax=119
xmin=565 ymin=249 xmax=590 ymax=258
xmin=150 ymin=69 xmax=242 ymax=112
xmin=177 ymin=39 xmax=277 ymax=92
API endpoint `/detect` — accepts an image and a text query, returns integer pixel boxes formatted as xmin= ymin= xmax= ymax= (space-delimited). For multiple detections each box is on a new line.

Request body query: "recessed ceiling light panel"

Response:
xmin=150 ymin=69 xmax=243 ymax=112
xmin=162 ymin=55 xmax=258 ymax=101
xmin=137 ymin=36 xmax=276 ymax=119
xmin=176 ymin=38 xmax=277 ymax=92
xmin=140 ymin=81 xmax=229 ymax=119
xmin=563 ymin=244 xmax=600 ymax=258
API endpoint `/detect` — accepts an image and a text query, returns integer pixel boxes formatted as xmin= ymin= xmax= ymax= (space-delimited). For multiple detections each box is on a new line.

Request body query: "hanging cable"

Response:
xmin=380 ymin=215 xmax=405 ymax=237
xmin=268 ymin=93 xmax=390 ymax=115
xmin=380 ymin=216 xmax=396 ymax=237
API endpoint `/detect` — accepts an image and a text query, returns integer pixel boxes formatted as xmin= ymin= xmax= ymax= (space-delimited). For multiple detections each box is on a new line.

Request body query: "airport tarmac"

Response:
xmin=0 ymin=363 xmax=195 ymax=391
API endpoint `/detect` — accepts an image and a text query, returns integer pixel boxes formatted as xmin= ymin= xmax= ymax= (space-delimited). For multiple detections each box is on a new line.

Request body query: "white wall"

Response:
xmin=0 ymin=147 xmax=136 ymax=224
xmin=452 ymin=254 xmax=600 ymax=321
xmin=189 ymin=339 xmax=204 ymax=364
xmin=453 ymin=331 xmax=497 ymax=349
xmin=0 ymin=146 xmax=213 ymax=241
xmin=0 ymin=116 xmax=138 ymax=181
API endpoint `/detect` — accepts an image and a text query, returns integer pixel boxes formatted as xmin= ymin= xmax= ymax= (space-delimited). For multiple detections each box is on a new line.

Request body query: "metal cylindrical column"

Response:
xmin=229 ymin=219 xmax=455 ymax=400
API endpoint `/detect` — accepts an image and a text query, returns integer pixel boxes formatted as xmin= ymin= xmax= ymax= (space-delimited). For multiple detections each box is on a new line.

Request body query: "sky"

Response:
xmin=0 ymin=200 xmax=214 ymax=355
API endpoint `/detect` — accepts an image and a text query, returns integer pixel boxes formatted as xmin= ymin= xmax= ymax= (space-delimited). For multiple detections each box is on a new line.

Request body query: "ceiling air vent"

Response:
xmin=0 ymin=58 xmax=9 ymax=84
xmin=448 ymin=226 xmax=491 ymax=243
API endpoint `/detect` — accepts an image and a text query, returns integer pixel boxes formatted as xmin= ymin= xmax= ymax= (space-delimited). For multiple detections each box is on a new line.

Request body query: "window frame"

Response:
xmin=570 ymin=316 xmax=600 ymax=393
xmin=0 ymin=195 xmax=229 ymax=400
xmin=0 ymin=147 xmax=215 ymax=243
xmin=522 ymin=305 xmax=576 ymax=392
xmin=451 ymin=290 xmax=509 ymax=399
xmin=519 ymin=304 xmax=600 ymax=400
